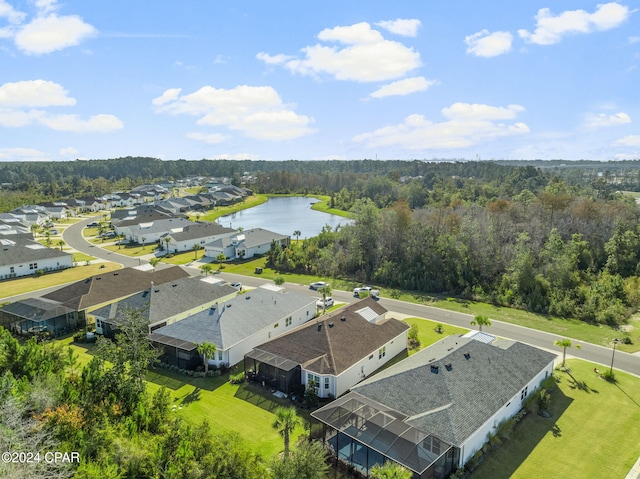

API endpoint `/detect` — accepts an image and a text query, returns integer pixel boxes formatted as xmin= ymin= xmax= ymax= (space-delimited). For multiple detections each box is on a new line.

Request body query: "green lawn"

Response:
xmin=470 ymin=360 xmax=640 ymax=479
xmin=195 ymin=194 xmax=269 ymax=222
xmin=309 ymin=194 xmax=354 ymax=218
xmin=62 ymin=337 xmax=301 ymax=459
xmin=0 ymin=263 xmax=121 ymax=300
xmin=102 ymin=243 xmax=159 ymax=257
xmin=402 ymin=317 xmax=469 ymax=355
xmin=160 ymin=249 xmax=206 ymax=265
xmin=72 ymin=252 xmax=97 ymax=263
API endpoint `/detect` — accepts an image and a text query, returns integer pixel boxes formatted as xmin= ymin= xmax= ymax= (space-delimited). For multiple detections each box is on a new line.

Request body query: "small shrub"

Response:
xmin=602 ymin=370 xmax=617 ymax=382
xmin=229 ymin=372 xmax=245 ymax=384
xmin=538 ymin=388 xmax=551 ymax=415
xmin=434 ymin=324 xmax=445 ymax=334
xmin=622 ymin=335 xmax=633 ymax=345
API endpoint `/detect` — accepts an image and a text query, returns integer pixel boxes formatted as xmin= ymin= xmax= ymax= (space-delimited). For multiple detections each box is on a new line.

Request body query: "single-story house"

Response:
xmin=92 ymin=276 xmax=238 ymax=337
xmin=162 ymin=222 xmax=237 ymax=254
xmin=121 ymin=218 xmax=195 ymax=244
xmin=0 ymin=237 xmax=73 ymax=280
xmin=244 ymin=297 xmax=409 ymax=398
xmin=204 ymin=227 xmax=289 ymax=260
xmin=149 ymin=285 xmax=317 ymax=370
xmin=311 ymin=333 xmax=557 ymax=478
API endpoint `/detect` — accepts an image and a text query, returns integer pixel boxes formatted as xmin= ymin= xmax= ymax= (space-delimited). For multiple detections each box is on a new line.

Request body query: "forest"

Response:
xmin=2 ymin=156 xmax=640 ymax=325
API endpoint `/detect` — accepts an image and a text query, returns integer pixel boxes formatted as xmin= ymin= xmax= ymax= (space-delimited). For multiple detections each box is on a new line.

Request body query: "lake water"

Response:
xmin=217 ymin=196 xmax=352 ymax=239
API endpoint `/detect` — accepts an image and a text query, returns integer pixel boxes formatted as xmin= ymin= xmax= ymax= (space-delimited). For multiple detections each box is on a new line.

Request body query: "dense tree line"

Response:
xmin=269 ymin=180 xmax=640 ymax=326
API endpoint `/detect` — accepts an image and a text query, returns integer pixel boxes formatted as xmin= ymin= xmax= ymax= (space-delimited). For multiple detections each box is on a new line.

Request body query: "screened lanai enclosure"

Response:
xmin=311 ymin=393 xmax=458 ymax=479
xmin=244 ymin=348 xmax=302 ymax=393
xmin=0 ymin=298 xmax=78 ymax=337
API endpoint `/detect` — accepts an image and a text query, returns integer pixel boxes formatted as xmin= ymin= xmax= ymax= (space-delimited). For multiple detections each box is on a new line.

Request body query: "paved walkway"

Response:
xmin=626 ymin=456 xmax=640 ymax=479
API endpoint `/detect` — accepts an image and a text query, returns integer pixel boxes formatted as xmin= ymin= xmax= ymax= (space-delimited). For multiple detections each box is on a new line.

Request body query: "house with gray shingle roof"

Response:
xmin=93 ymin=276 xmax=238 ymax=338
xmin=244 ymin=297 xmax=409 ymax=398
xmin=163 ymin=221 xmax=237 ymax=254
xmin=0 ymin=237 xmax=72 ymax=280
xmin=149 ymin=285 xmax=316 ymax=370
xmin=204 ymin=227 xmax=289 ymax=260
xmin=312 ymin=333 xmax=556 ymax=478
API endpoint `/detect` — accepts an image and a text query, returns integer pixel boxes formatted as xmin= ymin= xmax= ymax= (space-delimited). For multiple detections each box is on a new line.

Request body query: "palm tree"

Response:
xmin=200 ymin=264 xmax=214 ymax=276
xmin=272 ymin=407 xmax=301 ymax=456
xmin=370 ymin=461 xmax=412 ymax=479
xmin=293 ymin=230 xmax=301 ymax=242
xmin=318 ymin=284 xmax=332 ymax=314
xmin=163 ymin=236 xmax=172 ymax=253
xmin=193 ymin=243 xmax=203 ymax=260
xmin=195 ymin=342 xmax=217 ymax=374
xmin=554 ymin=338 xmax=581 ymax=368
xmin=30 ymin=223 xmax=40 ymax=238
xmin=149 ymin=257 xmax=160 ymax=269
xmin=216 ymin=253 xmax=226 ymax=270
xmin=470 ymin=314 xmax=491 ymax=331
xmin=141 ymin=236 xmax=147 ymax=248
xmin=57 ymin=240 xmax=65 ymax=251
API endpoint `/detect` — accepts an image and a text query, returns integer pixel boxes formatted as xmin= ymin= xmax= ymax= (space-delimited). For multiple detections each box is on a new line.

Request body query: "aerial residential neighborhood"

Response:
xmin=2 ymin=1 xmax=640 ymax=477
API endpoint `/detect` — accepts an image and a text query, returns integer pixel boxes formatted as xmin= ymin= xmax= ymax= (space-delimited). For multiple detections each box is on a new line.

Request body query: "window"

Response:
xmin=521 ymin=386 xmax=528 ymax=401
xmin=308 ymin=374 xmax=320 ymax=388
xmin=9 ymin=267 xmax=14 ymax=274
xmin=378 ymin=346 xmax=386 ymax=360
xmin=369 ymin=354 xmax=373 ymax=360
xmin=29 ymin=262 xmax=38 ymax=270
xmin=218 ymin=351 xmax=223 ymax=361
xmin=324 ymin=377 xmax=329 ymax=390
xmin=285 ymin=316 xmax=292 ymax=327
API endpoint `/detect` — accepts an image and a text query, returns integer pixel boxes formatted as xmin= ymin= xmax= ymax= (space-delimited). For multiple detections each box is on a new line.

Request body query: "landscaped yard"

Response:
xmin=0 ymin=262 xmax=121 ymax=301
xmin=102 ymin=243 xmax=159 ymax=257
xmin=470 ymin=359 xmax=640 ymax=479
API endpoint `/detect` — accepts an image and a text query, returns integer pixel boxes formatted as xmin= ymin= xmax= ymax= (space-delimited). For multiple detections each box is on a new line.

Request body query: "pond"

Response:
xmin=217 ymin=196 xmax=353 ymax=239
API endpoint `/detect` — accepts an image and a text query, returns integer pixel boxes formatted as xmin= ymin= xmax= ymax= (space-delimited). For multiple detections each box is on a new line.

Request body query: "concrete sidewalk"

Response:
xmin=626 ymin=456 xmax=640 ymax=479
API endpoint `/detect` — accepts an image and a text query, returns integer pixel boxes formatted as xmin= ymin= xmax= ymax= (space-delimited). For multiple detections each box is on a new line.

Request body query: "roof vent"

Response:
xmin=96 ymin=277 xmax=102 ymax=280
xmin=172 ymin=284 xmax=177 ymax=287
xmin=430 ymin=365 xmax=439 ymax=374
xmin=245 ymin=295 xmax=251 ymax=300
xmin=154 ymin=289 xmax=160 ymax=293
xmin=340 ymin=316 xmax=346 ymax=322
xmin=113 ymin=272 xmax=119 ymax=276
xmin=464 ymin=352 xmax=471 ymax=360
xmin=317 ymin=324 xmax=322 ymax=331
xmin=445 ymin=363 xmax=452 ymax=371
xmin=328 ymin=323 xmax=334 ymax=328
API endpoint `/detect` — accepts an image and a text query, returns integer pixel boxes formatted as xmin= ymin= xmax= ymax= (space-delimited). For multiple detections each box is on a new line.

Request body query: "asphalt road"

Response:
xmin=62 ymin=219 xmax=640 ymax=377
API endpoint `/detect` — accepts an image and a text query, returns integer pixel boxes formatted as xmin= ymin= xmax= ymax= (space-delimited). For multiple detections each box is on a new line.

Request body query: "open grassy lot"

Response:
xmin=0 ymin=262 xmax=121 ymax=300
xmin=71 ymin=252 xmax=97 ymax=263
xmin=470 ymin=360 xmax=640 ymax=479
xmin=403 ymin=317 xmax=469 ymax=355
xmin=102 ymin=243 xmax=158 ymax=257
xmin=195 ymin=194 xmax=269 ymax=222
xmin=160 ymin=249 xmax=206 ymax=265
xmin=309 ymin=194 xmax=354 ymax=218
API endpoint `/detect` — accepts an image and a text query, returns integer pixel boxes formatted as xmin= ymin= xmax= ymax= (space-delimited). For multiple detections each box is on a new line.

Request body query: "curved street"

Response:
xmin=63 ymin=216 xmax=640 ymax=377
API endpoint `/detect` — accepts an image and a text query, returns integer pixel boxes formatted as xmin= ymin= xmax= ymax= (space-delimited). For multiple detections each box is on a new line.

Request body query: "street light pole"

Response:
xmin=609 ymin=338 xmax=619 ymax=375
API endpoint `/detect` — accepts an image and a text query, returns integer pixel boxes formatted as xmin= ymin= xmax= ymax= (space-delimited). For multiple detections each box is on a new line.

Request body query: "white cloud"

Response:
xmin=0 ymin=147 xmax=49 ymax=161
xmin=442 ymin=102 xmax=525 ymax=120
xmin=613 ymin=135 xmax=640 ymax=146
xmin=154 ymin=84 xmax=315 ymax=141
xmin=375 ymin=19 xmax=421 ymax=37
xmin=352 ymin=103 xmax=529 ymax=151
xmin=518 ymin=2 xmax=630 ymax=45
xmin=59 ymin=146 xmax=79 ymax=157
xmin=584 ymin=111 xmax=631 ymax=128
xmin=34 ymin=0 xmax=59 ymax=15
xmin=465 ymin=30 xmax=513 ymax=57
xmin=38 ymin=113 xmax=123 ymax=132
xmin=15 ymin=13 xmax=97 ymax=54
xmin=0 ymin=108 xmax=44 ymax=127
xmin=629 ymin=36 xmax=640 ymax=44
xmin=0 ymin=80 xmax=75 ymax=107
xmin=370 ymin=77 xmax=436 ymax=98
xmin=0 ymin=0 xmax=26 ymax=24
xmin=151 ymin=88 xmax=181 ymax=106
xmin=186 ymin=132 xmax=228 ymax=144
xmin=257 ymin=22 xmax=421 ymax=82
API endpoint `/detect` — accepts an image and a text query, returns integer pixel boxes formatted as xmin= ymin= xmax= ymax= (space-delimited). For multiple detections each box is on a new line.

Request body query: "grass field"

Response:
xmin=0 ymin=263 xmax=121 ymax=300
xmin=195 ymin=194 xmax=269 ymax=222
xmin=470 ymin=360 xmax=640 ymax=479
xmin=309 ymin=194 xmax=354 ymax=218
xmin=102 ymin=243 xmax=158 ymax=257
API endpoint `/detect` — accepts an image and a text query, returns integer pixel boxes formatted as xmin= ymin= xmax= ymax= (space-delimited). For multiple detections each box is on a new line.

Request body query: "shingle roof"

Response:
xmin=237 ymin=228 xmax=289 ymax=248
xmin=0 ymin=238 xmax=72 ymax=267
xmin=250 ymin=297 xmax=408 ymax=376
xmin=93 ymin=276 xmax=237 ymax=326
xmin=42 ymin=266 xmax=190 ymax=311
xmin=351 ymin=335 xmax=556 ymax=446
xmin=151 ymin=287 xmax=316 ymax=351
xmin=167 ymin=222 xmax=236 ymax=242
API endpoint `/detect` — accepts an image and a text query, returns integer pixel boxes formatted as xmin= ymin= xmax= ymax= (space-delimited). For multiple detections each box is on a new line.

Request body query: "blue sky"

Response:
xmin=1 ymin=0 xmax=639 ymax=162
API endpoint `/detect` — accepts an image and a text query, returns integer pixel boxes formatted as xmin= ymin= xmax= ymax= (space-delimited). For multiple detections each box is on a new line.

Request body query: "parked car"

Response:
xmin=230 ymin=282 xmax=242 ymax=290
xmin=49 ymin=229 xmax=60 ymax=235
xmin=316 ymin=297 xmax=334 ymax=308
xmin=87 ymin=222 xmax=99 ymax=228
xmin=353 ymin=286 xmax=380 ymax=298
xmin=310 ymin=281 xmax=329 ymax=290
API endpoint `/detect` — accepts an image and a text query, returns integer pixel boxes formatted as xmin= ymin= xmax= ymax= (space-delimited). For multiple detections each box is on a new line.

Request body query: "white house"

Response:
xmin=149 ymin=286 xmax=317 ymax=370
xmin=163 ymin=222 xmax=237 ymax=254
xmin=244 ymin=297 xmax=409 ymax=399
xmin=119 ymin=218 xmax=194 ymax=244
xmin=0 ymin=237 xmax=73 ymax=280
xmin=204 ymin=227 xmax=289 ymax=260
xmin=312 ymin=333 xmax=557 ymax=478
